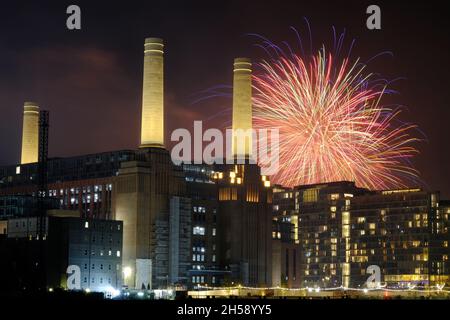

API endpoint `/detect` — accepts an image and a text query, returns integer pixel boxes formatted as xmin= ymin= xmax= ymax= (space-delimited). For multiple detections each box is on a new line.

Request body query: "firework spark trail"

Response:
xmin=253 ymin=49 xmax=420 ymax=189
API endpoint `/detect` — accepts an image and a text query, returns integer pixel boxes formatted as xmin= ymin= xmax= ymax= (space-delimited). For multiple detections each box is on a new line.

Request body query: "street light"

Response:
xmin=123 ymin=266 xmax=132 ymax=279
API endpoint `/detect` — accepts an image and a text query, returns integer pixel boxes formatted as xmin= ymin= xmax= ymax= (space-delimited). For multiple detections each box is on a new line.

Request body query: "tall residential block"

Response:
xmin=232 ymin=58 xmax=253 ymax=158
xmin=20 ymin=102 xmax=40 ymax=164
xmin=140 ymin=38 xmax=164 ymax=148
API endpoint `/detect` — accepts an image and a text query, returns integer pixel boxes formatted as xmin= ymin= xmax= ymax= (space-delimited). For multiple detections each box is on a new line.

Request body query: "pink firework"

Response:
xmin=253 ymin=49 xmax=420 ymax=189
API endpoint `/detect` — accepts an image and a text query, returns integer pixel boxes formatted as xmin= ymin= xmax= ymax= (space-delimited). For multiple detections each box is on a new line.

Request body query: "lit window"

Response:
xmin=16 ymin=166 xmax=20 ymax=175
xmin=84 ymin=221 xmax=89 ymax=229
xmin=116 ymin=250 xmax=121 ymax=257
xmin=212 ymin=228 xmax=216 ymax=236
xmin=193 ymin=226 xmax=205 ymax=235
xmin=303 ymin=189 xmax=318 ymax=202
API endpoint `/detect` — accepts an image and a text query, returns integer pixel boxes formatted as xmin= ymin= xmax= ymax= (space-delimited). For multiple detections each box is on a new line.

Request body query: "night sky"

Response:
xmin=0 ymin=1 xmax=449 ymax=196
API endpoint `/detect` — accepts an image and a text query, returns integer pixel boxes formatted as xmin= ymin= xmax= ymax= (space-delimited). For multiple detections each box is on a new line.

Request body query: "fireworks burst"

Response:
xmin=253 ymin=47 xmax=420 ymax=189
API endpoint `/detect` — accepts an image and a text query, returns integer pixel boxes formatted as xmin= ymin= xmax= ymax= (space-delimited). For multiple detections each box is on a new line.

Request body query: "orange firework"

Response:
xmin=253 ymin=48 xmax=420 ymax=189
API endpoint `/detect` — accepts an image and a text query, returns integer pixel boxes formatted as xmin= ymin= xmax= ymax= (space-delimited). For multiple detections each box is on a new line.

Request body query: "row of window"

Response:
xmin=192 ymin=276 xmax=217 ymax=284
xmin=83 ymin=263 xmax=119 ymax=270
xmin=83 ymin=235 xmax=120 ymax=244
xmin=84 ymin=221 xmax=120 ymax=231
xmin=192 ymin=276 xmax=205 ymax=284
xmin=193 ymin=226 xmax=216 ymax=236
xmin=192 ymin=254 xmax=216 ymax=262
xmin=83 ymin=249 xmax=120 ymax=257
xmin=69 ymin=193 xmax=102 ymax=205
xmin=83 ymin=277 xmax=113 ymax=284
xmin=193 ymin=254 xmax=205 ymax=262
xmin=49 ymin=185 xmax=113 ymax=197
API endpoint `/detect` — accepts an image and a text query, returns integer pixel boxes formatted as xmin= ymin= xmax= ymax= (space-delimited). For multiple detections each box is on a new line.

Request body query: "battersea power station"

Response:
xmin=0 ymin=37 xmax=449 ymax=297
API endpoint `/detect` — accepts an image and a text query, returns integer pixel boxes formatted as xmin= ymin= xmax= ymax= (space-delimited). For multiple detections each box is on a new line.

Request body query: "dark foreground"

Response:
xmin=2 ymin=291 xmax=449 ymax=319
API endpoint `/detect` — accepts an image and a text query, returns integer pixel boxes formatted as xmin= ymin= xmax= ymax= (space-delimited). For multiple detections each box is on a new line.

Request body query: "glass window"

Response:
xmin=193 ymin=226 xmax=205 ymax=235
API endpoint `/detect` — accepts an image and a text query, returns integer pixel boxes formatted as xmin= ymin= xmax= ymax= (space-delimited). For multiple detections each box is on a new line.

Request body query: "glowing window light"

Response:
xmin=123 ymin=266 xmax=132 ymax=279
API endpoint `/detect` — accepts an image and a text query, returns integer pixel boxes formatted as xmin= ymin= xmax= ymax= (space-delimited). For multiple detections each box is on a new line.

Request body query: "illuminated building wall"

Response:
xmin=20 ymin=102 xmax=39 ymax=164
xmin=214 ymin=163 xmax=273 ymax=287
xmin=140 ymin=38 xmax=164 ymax=148
xmin=232 ymin=58 xmax=253 ymax=157
xmin=113 ymin=148 xmax=188 ymax=289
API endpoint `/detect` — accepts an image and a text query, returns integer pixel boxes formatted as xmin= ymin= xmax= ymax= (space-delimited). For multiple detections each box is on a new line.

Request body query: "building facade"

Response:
xmin=292 ymin=182 xmax=450 ymax=289
xmin=214 ymin=163 xmax=273 ymax=287
xmin=272 ymin=185 xmax=301 ymax=288
xmin=183 ymin=164 xmax=227 ymax=287
xmin=3 ymin=213 xmax=123 ymax=293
